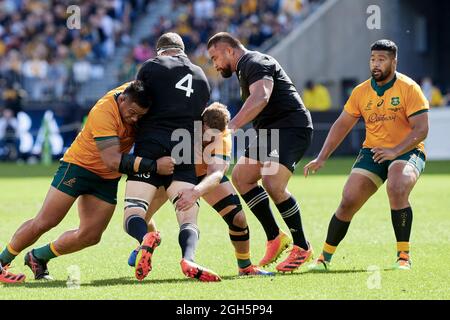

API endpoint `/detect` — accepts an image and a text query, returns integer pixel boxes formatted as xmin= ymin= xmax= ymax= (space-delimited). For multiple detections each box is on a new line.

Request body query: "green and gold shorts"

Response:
xmin=351 ymin=148 xmax=426 ymax=188
xmin=51 ymin=161 xmax=120 ymax=204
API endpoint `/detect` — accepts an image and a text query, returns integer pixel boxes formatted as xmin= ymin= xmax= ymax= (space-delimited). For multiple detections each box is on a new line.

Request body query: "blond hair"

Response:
xmin=201 ymin=102 xmax=231 ymax=132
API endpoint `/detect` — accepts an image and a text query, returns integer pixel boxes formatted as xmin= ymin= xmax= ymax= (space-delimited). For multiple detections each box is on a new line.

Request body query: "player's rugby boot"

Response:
xmin=307 ymin=254 xmax=331 ymax=272
xmin=238 ymin=264 xmax=275 ymax=276
xmin=259 ymin=230 xmax=291 ymax=267
xmin=128 ymin=247 xmax=139 ymax=267
xmin=24 ymin=250 xmax=53 ymax=280
xmin=276 ymin=242 xmax=313 ymax=273
xmin=0 ymin=264 xmax=26 ymax=284
xmin=135 ymin=231 xmax=161 ymax=281
xmin=180 ymin=259 xmax=221 ymax=282
xmin=392 ymin=252 xmax=412 ymax=270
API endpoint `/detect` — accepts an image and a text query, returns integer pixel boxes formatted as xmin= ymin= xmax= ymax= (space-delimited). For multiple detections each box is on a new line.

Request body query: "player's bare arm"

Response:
xmin=372 ymin=112 xmax=428 ymax=163
xmin=176 ymin=159 xmax=229 ymax=212
xmin=304 ymin=111 xmax=359 ymax=177
xmin=228 ymin=79 xmax=274 ymax=130
xmin=96 ymin=137 xmax=175 ymax=175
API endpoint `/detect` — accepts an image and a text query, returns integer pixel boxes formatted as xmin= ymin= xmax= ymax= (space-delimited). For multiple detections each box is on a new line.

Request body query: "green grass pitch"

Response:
xmin=1 ymin=159 xmax=449 ymax=300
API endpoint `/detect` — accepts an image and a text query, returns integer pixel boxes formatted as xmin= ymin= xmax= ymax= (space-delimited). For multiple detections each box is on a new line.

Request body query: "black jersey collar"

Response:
xmin=236 ymin=51 xmax=249 ymax=73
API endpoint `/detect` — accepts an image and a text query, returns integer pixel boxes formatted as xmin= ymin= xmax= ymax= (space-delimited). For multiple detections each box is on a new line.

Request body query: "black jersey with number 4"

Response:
xmin=135 ymin=54 xmax=210 ymax=142
xmin=236 ymin=51 xmax=312 ymax=130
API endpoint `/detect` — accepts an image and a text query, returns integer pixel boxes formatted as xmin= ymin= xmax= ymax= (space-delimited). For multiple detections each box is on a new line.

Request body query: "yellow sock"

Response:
xmin=322 ymin=242 xmax=337 ymax=262
xmin=397 ymin=242 xmax=410 ymax=254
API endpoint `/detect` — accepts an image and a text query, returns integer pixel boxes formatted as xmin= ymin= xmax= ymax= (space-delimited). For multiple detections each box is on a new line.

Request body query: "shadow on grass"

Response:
xmin=22 ymin=276 xmax=226 ymax=288
xmin=382 ymin=267 xmax=405 ymax=272
xmin=23 ymin=280 xmax=68 ymax=289
xmin=275 ymin=269 xmax=369 ymax=276
xmin=87 ymin=276 xmax=193 ymax=286
xmin=18 ymin=269 xmax=379 ymax=288
xmin=201 ymin=269 xmax=371 ymax=281
xmin=87 ymin=274 xmax=267 ymax=285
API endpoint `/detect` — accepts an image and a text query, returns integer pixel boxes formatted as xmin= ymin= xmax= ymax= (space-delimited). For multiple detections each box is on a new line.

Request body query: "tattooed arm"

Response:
xmin=95 ymin=136 xmax=123 ymax=171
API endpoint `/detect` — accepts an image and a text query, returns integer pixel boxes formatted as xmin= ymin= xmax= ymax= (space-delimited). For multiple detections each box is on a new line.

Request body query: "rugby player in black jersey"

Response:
xmin=207 ymin=32 xmax=314 ymax=272
xmin=124 ymin=33 xmax=220 ymax=282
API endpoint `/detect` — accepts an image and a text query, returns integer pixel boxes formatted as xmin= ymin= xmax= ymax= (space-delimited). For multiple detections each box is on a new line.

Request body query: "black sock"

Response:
xmin=276 ymin=196 xmax=308 ymax=249
xmin=179 ymin=223 xmax=199 ymax=262
xmin=326 ymin=214 xmax=351 ymax=247
xmin=391 ymin=207 xmax=413 ymax=243
xmin=241 ymin=186 xmax=279 ymax=241
xmin=125 ymin=215 xmax=148 ymax=243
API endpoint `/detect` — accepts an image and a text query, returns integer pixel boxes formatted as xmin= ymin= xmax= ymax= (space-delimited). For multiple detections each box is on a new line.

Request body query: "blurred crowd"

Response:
xmin=421 ymin=77 xmax=449 ymax=108
xmin=2 ymin=0 xmax=450 ymax=162
xmin=120 ymin=0 xmax=324 ymax=98
xmin=0 ymin=0 xmax=151 ymax=103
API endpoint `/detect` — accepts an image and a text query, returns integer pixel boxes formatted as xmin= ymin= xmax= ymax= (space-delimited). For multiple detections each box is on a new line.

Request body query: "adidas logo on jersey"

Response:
xmin=268 ymin=149 xmax=279 ymax=158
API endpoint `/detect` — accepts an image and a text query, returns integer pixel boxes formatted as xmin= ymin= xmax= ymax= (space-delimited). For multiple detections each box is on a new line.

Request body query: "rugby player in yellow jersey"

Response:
xmin=305 ymin=40 xmax=429 ymax=271
xmin=126 ymin=103 xmax=273 ymax=277
xmin=0 ymin=81 xmax=175 ymax=283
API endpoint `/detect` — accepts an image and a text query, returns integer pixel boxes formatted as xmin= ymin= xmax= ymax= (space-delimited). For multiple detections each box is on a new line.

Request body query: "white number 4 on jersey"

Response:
xmin=175 ymin=74 xmax=194 ymax=97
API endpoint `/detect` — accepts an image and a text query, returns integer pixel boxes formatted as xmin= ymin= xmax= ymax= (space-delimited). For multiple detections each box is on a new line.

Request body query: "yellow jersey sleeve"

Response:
xmin=406 ymin=83 xmax=429 ymax=117
xmin=89 ymin=102 xmax=120 ymax=139
xmin=343 ymin=88 xmax=362 ymax=118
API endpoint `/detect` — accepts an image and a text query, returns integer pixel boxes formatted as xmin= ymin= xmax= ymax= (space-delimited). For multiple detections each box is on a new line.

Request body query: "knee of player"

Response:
xmin=231 ymin=169 xmax=244 ymax=191
xmin=339 ymin=191 xmax=361 ymax=212
xmin=222 ymin=205 xmax=247 ymax=229
xmin=225 ymin=210 xmax=250 ymax=242
xmin=232 ymin=210 xmax=248 ymax=229
xmin=124 ymin=198 xmax=149 ymax=219
xmin=386 ymin=181 xmax=410 ymax=199
xmin=262 ymin=179 xmax=287 ymax=202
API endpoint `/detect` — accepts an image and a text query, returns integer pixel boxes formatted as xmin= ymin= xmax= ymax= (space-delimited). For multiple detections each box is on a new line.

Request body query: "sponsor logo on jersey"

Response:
xmin=269 ymin=149 xmax=279 ymax=158
xmin=134 ymin=172 xmax=151 ymax=179
xmin=388 ymin=106 xmax=402 ymax=112
xmin=391 ymin=97 xmax=400 ymax=106
xmin=367 ymin=113 xmax=397 ymax=123
xmin=63 ymin=178 xmax=77 ymax=188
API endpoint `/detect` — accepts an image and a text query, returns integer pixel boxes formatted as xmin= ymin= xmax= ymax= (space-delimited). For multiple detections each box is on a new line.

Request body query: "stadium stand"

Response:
xmin=119 ymin=0 xmax=326 ymax=114
xmin=1 ymin=0 xmax=449 ymax=162
xmin=0 ymin=0 xmax=151 ymax=103
xmin=0 ymin=0 xmax=155 ymax=161
xmin=0 ymin=0 xmax=326 ymax=161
